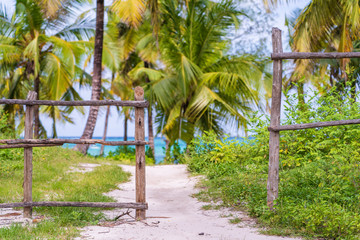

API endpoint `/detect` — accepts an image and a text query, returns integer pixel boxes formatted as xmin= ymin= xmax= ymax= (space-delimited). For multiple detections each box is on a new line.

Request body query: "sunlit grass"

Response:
xmin=0 ymin=147 xmax=130 ymax=239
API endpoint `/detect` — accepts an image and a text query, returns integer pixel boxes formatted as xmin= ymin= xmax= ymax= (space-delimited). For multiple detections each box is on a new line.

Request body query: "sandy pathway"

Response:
xmin=77 ymin=165 xmax=300 ymax=240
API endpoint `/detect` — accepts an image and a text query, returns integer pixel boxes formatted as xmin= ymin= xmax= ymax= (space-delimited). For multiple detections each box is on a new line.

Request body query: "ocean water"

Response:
xmin=62 ymin=136 xmax=244 ymax=164
xmin=62 ymin=137 xmax=186 ymax=164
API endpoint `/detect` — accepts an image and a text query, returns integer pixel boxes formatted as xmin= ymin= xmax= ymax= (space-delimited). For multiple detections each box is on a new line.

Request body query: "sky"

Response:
xmin=1 ymin=0 xmax=310 ymax=137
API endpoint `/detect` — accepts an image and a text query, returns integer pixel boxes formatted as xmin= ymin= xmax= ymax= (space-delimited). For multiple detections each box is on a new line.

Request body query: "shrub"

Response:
xmin=186 ymin=87 xmax=360 ymax=239
xmin=106 ymin=146 xmax=155 ymax=164
xmin=0 ymin=113 xmax=23 ymax=176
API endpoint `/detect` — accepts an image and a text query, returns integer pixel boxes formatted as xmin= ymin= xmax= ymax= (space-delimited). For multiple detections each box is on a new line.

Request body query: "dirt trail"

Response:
xmin=78 ymin=165 xmax=300 ymax=240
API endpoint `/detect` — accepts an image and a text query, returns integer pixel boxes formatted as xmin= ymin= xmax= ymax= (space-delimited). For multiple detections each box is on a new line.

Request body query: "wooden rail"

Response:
xmin=0 ymin=144 xmax=62 ymax=149
xmin=267 ymin=27 xmax=360 ymax=211
xmin=268 ymin=119 xmax=360 ymax=132
xmin=0 ymin=87 xmax=148 ymax=220
xmin=272 ymin=52 xmax=360 ymax=60
xmin=0 ymin=201 xmax=148 ymax=209
xmin=0 ymin=99 xmax=148 ymax=107
xmin=0 ymin=139 xmax=148 ymax=146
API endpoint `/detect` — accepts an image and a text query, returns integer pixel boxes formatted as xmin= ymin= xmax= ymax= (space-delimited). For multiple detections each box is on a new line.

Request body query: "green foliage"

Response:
xmin=163 ymin=141 xmax=185 ymax=164
xmin=145 ymin=0 xmax=271 ymax=145
xmin=106 ymin=146 xmax=155 ymax=164
xmin=187 ymin=88 xmax=360 ymax=239
xmin=0 ymin=113 xmax=23 ymax=176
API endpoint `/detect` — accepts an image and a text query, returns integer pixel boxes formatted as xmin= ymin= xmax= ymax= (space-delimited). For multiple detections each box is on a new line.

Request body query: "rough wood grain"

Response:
xmin=267 ymin=28 xmax=282 ymax=210
xmin=24 ymin=91 xmax=36 ymax=218
xmin=0 ymin=201 xmax=148 ymax=209
xmin=0 ymin=139 xmax=148 ymax=146
xmin=0 ymin=144 xmax=61 ymax=149
xmin=269 ymin=119 xmax=360 ymax=131
xmin=272 ymin=52 xmax=360 ymax=60
xmin=0 ymin=99 xmax=148 ymax=107
xmin=134 ymin=86 xmax=146 ymax=220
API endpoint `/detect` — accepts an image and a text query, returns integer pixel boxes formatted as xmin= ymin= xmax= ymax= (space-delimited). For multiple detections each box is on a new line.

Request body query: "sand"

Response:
xmin=77 ymin=164 xmax=301 ymax=240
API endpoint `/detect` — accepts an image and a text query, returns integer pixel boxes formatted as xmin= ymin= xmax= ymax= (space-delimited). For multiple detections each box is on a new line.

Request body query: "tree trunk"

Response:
xmin=165 ymin=137 xmax=170 ymax=161
xmin=100 ymin=105 xmax=110 ymax=155
xmin=34 ymin=75 xmax=40 ymax=139
xmin=51 ymin=107 xmax=57 ymax=138
xmin=124 ymin=116 xmax=128 ymax=141
xmin=123 ymin=115 xmax=128 ymax=151
xmin=100 ymin=72 xmax=114 ymax=155
xmin=297 ymin=81 xmax=305 ymax=107
xmin=74 ymin=0 xmax=104 ymax=154
xmin=144 ymin=61 xmax=155 ymax=158
xmin=148 ymin=105 xmax=155 ymax=158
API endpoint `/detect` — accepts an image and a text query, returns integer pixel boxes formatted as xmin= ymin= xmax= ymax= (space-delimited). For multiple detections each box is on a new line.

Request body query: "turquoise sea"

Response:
xmin=62 ymin=136 xmax=244 ymax=164
xmin=61 ymin=137 xmax=186 ymax=164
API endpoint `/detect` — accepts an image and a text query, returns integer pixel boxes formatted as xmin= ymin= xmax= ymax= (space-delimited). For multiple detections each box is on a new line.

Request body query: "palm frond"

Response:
xmin=42 ymin=52 xmax=72 ymax=100
xmin=112 ymin=0 xmax=146 ymax=29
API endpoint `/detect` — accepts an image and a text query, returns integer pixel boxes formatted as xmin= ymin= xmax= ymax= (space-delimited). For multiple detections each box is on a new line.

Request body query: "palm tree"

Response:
xmin=267 ymin=0 xmax=360 ymax=98
xmin=107 ymin=12 xmax=158 ymax=156
xmin=135 ymin=0 xmax=269 ymax=145
xmin=111 ymin=0 xmax=159 ymax=38
xmin=74 ymin=0 xmax=105 ymax=154
xmin=0 ymin=0 xmax=93 ymax=137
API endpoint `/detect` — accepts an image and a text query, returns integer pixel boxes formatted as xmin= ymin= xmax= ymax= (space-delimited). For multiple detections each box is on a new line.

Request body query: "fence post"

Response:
xmin=267 ymin=28 xmax=283 ymax=210
xmin=134 ymin=86 xmax=146 ymax=220
xmin=24 ymin=91 xmax=37 ymax=218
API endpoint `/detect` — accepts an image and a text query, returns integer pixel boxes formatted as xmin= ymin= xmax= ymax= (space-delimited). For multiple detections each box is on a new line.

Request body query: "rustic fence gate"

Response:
xmin=0 ymin=86 xmax=148 ymax=220
xmin=267 ymin=28 xmax=360 ymax=209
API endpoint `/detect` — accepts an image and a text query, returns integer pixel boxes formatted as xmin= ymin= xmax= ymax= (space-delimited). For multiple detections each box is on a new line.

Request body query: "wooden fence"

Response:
xmin=0 ymin=86 xmax=148 ymax=220
xmin=267 ymin=27 xmax=360 ymax=209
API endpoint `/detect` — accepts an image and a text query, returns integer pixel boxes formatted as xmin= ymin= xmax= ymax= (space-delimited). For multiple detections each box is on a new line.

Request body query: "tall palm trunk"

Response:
xmin=144 ymin=61 xmax=155 ymax=158
xmin=51 ymin=107 xmax=57 ymax=138
xmin=148 ymin=105 xmax=155 ymax=158
xmin=34 ymin=75 xmax=40 ymax=139
xmin=100 ymin=105 xmax=110 ymax=155
xmin=74 ymin=0 xmax=104 ymax=154
xmin=123 ymin=115 xmax=128 ymax=151
xmin=100 ymin=72 xmax=115 ymax=155
xmin=124 ymin=116 xmax=128 ymax=141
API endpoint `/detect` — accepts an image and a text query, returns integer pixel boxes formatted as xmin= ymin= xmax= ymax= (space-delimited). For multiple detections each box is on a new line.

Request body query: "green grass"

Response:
xmin=0 ymin=147 xmax=130 ymax=239
xmin=229 ymin=217 xmax=241 ymax=224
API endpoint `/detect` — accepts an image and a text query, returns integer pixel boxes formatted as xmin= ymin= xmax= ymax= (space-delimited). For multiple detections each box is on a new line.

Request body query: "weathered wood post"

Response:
xmin=24 ymin=91 xmax=37 ymax=218
xmin=134 ymin=86 xmax=146 ymax=220
xmin=267 ymin=28 xmax=283 ymax=210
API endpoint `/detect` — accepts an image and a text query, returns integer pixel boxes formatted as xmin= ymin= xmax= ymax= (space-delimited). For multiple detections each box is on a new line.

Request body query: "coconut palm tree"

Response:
xmin=76 ymin=0 xmax=161 ymax=155
xmin=103 ymin=11 xmax=158 ymax=156
xmin=0 ymin=0 xmax=93 ymax=137
xmin=135 ymin=0 xmax=269 ymax=145
xmin=74 ymin=0 xmax=105 ymax=154
xmin=266 ymin=0 xmax=360 ymax=98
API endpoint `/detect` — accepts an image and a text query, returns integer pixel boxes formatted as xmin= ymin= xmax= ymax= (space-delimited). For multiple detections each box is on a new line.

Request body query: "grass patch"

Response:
xmin=201 ymin=204 xmax=213 ymax=210
xmin=0 ymin=147 xmax=130 ymax=239
xmin=0 ymin=222 xmax=78 ymax=240
xmin=229 ymin=217 xmax=241 ymax=224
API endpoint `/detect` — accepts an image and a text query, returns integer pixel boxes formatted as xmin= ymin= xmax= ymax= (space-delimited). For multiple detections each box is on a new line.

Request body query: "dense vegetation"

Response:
xmin=187 ymin=87 xmax=360 ymax=239
xmin=105 ymin=145 xmax=155 ymax=164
